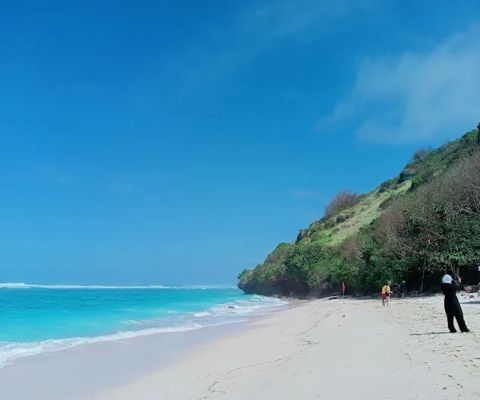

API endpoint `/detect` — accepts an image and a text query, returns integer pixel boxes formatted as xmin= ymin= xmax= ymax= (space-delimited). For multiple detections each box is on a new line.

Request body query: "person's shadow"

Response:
xmin=410 ymin=332 xmax=451 ymax=336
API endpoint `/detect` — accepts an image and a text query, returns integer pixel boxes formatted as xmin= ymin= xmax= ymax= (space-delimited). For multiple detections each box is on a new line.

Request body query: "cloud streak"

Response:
xmin=326 ymin=25 xmax=480 ymax=144
xmin=165 ymin=0 xmax=376 ymax=98
xmin=5 ymin=165 xmax=77 ymax=187
xmin=290 ymin=188 xmax=322 ymax=200
xmin=252 ymin=0 xmax=373 ymax=37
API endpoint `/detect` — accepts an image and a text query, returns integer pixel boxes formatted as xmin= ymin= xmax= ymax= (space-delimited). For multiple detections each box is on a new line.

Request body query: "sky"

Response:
xmin=1 ymin=0 xmax=480 ymax=285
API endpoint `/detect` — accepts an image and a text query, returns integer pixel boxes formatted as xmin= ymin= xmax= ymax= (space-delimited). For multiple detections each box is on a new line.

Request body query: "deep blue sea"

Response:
xmin=0 ymin=284 xmax=287 ymax=367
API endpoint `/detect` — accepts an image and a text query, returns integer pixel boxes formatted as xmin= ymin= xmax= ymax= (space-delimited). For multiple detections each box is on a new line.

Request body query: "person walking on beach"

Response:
xmin=381 ymin=281 xmax=392 ymax=307
xmin=440 ymin=274 xmax=470 ymax=333
xmin=399 ymin=281 xmax=407 ymax=298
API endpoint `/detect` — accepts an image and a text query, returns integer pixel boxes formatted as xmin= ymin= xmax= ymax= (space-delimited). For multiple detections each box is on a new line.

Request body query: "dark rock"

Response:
xmin=239 ymin=276 xmax=310 ymax=298
xmin=336 ymin=214 xmax=350 ymax=223
xmin=398 ymin=167 xmax=416 ymax=183
xmin=296 ymin=229 xmax=308 ymax=242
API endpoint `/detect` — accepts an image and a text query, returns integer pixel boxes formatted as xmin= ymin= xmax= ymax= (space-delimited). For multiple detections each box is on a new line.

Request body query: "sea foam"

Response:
xmin=0 ymin=292 xmax=288 ymax=367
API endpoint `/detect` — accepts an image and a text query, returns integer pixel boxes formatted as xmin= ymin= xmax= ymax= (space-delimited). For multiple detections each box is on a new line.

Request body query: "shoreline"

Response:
xmin=0 ymin=289 xmax=290 ymax=369
xmin=2 ymin=295 xmax=479 ymax=399
xmin=0 ymin=299 xmax=296 ymax=400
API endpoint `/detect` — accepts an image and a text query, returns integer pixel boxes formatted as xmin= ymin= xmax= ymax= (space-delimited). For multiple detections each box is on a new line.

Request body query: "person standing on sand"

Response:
xmin=440 ymin=274 xmax=470 ymax=333
xmin=381 ymin=281 xmax=392 ymax=307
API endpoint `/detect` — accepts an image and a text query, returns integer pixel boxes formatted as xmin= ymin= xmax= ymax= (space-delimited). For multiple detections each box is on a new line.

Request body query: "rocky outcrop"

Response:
xmin=239 ymin=276 xmax=309 ymax=297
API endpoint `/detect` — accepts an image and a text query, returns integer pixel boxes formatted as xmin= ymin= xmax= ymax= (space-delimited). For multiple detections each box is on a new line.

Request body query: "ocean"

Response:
xmin=0 ymin=284 xmax=288 ymax=367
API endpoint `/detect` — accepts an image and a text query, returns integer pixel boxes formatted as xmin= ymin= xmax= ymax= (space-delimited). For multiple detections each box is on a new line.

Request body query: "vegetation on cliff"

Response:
xmin=238 ymin=129 xmax=480 ymax=297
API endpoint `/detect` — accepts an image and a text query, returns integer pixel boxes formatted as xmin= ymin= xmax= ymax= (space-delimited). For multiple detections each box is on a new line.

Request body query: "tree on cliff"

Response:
xmin=324 ymin=191 xmax=360 ymax=219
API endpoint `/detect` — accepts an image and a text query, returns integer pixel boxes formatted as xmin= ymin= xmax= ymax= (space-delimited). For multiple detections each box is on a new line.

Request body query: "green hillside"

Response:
xmin=238 ymin=129 xmax=480 ymax=297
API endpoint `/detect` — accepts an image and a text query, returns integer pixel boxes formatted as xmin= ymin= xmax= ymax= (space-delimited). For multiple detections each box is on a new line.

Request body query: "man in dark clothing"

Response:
xmin=440 ymin=274 xmax=470 ymax=333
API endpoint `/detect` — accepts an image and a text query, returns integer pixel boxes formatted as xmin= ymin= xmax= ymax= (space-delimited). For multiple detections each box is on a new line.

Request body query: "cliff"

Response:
xmin=238 ymin=128 xmax=480 ymax=297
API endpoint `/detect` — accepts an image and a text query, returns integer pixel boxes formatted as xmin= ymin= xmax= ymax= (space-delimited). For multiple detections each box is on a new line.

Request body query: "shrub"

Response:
xmin=412 ymin=148 xmax=431 ymax=162
xmin=325 ymin=191 xmax=360 ymax=219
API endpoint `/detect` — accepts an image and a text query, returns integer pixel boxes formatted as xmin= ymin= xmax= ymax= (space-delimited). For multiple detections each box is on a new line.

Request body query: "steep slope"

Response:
xmin=238 ymin=129 xmax=480 ymax=297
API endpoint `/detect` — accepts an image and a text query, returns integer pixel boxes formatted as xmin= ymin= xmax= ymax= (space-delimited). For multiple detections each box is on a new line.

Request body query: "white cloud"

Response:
xmin=328 ymin=26 xmax=480 ymax=144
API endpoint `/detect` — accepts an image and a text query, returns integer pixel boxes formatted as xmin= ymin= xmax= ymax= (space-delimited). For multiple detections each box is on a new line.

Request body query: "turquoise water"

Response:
xmin=0 ymin=284 xmax=287 ymax=366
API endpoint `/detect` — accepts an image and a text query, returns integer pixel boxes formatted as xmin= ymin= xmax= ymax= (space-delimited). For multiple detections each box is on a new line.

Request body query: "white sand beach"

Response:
xmin=93 ymin=295 xmax=480 ymax=400
xmin=1 ymin=295 xmax=479 ymax=400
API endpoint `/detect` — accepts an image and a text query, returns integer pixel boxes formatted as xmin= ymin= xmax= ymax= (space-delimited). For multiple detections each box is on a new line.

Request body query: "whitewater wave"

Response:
xmin=0 ymin=322 xmax=202 ymax=367
xmin=193 ymin=312 xmax=211 ymax=318
xmin=0 ymin=295 xmax=288 ymax=367
xmin=0 ymin=282 xmax=236 ymax=290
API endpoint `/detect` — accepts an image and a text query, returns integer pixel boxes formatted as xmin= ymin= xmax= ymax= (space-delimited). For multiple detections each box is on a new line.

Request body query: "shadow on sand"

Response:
xmin=410 ymin=332 xmax=451 ymax=336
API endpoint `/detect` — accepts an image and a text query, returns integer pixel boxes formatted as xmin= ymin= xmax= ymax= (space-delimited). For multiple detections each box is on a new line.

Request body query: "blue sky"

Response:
xmin=1 ymin=0 xmax=480 ymax=284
